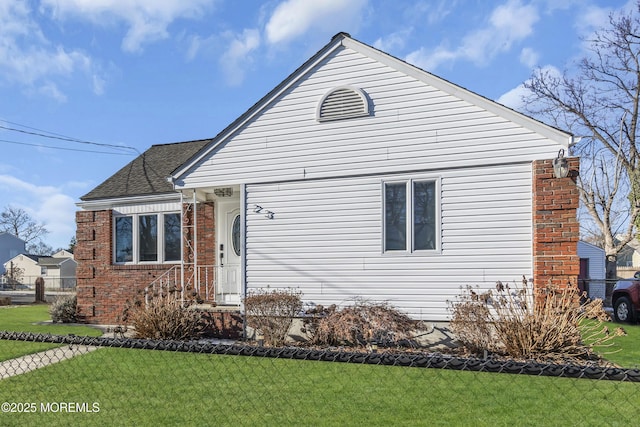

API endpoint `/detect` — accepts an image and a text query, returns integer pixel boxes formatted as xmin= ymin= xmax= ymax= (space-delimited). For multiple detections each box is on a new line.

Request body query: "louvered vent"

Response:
xmin=317 ymin=86 xmax=369 ymax=122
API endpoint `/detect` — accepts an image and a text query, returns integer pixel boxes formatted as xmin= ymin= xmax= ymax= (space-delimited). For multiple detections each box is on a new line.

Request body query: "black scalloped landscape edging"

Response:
xmin=1 ymin=331 xmax=638 ymax=382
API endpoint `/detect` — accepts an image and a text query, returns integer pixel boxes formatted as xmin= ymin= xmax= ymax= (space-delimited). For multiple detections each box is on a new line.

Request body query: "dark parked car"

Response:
xmin=612 ymin=272 xmax=640 ymax=323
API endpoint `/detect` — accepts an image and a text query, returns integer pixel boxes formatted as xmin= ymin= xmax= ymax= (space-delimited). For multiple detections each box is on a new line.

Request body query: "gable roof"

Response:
xmin=80 ymin=139 xmax=211 ymax=201
xmin=170 ymin=32 xmax=572 ymax=182
xmin=38 ymin=256 xmax=76 ymax=267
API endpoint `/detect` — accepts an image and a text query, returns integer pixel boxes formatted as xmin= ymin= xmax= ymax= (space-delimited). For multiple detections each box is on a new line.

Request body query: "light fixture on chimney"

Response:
xmin=552 ymin=149 xmax=569 ymax=178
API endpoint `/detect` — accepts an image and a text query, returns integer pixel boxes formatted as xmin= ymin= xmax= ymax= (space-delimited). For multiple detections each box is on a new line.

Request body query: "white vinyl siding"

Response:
xmin=170 ymin=39 xmax=570 ymax=320
xmin=244 ymin=163 xmax=533 ymax=321
xmin=177 ymin=47 xmax=561 ymax=189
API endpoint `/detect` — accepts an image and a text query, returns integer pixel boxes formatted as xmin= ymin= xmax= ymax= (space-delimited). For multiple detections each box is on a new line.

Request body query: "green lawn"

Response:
xmin=0 ymin=305 xmax=638 ymax=426
xmin=599 ymin=321 xmax=640 ymax=368
xmin=0 ymin=345 xmax=636 ymax=426
xmin=0 ymin=305 xmax=102 ymax=361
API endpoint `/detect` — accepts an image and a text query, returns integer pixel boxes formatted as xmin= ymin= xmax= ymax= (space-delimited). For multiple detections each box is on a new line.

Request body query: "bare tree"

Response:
xmin=3 ymin=261 xmax=24 ymax=290
xmin=522 ymin=3 xmax=640 ymax=279
xmin=0 ymin=206 xmax=49 ymax=249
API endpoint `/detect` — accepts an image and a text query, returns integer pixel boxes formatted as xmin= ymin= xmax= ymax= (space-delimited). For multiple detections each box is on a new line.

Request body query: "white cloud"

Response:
xmin=373 ymin=29 xmax=411 ymax=53
xmin=406 ymin=0 xmax=538 ymax=71
xmin=219 ymin=29 xmax=261 ymax=86
xmin=519 ymin=47 xmax=539 ymax=68
xmin=265 ymin=0 xmax=368 ymax=45
xmin=0 ymin=175 xmax=77 ymax=249
xmin=497 ymin=64 xmax=561 ymax=110
xmin=496 ymin=84 xmax=528 ymax=110
xmin=40 ymin=0 xmax=215 ymax=53
xmin=0 ymin=1 xmax=105 ymax=100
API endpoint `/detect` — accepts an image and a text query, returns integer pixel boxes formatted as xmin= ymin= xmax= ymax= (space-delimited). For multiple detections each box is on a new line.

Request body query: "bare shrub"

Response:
xmin=244 ymin=288 xmax=303 ymax=347
xmin=448 ymin=277 xmax=621 ymax=362
xmin=49 ymin=294 xmax=77 ymax=323
xmin=446 ymin=291 xmax=494 ymax=355
xmin=306 ymin=299 xmax=416 ymax=347
xmin=124 ymin=298 xmax=206 ymax=340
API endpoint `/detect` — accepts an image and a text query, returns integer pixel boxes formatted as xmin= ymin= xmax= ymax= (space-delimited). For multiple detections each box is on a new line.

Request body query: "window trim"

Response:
xmin=113 ymin=211 xmax=182 ymax=265
xmin=382 ymin=177 xmax=441 ymax=254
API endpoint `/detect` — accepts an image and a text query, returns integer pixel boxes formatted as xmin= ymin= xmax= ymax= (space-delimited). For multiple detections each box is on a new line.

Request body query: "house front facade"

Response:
xmin=3 ymin=250 xmax=77 ymax=289
xmin=76 ymin=33 xmax=580 ymax=325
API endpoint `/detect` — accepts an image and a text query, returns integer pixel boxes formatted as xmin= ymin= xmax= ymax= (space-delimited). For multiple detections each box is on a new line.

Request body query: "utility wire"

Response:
xmin=0 ymin=138 xmax=134 ymax=155
xmin=0 ymin=119 xmax=139 ymax=154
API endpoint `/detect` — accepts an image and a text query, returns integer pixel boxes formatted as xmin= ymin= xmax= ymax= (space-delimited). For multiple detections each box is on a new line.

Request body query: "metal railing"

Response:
xmin=145 ymin=265 xmax=241 ymax=306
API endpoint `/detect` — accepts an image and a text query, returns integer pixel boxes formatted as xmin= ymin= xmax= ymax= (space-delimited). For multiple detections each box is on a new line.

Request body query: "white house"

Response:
xmin=76 ymin=33 xmax=580 ymax=324
xmin=3 ymin=251 xmax=77 ymax=289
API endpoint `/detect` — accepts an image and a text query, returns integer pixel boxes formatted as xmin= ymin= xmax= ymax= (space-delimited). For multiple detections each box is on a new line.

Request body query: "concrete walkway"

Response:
xmin=0 ymin=344 xmax=99 ymax=379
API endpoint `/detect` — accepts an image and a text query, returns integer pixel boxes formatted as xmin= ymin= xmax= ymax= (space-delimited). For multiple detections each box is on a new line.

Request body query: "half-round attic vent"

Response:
xmin=317 ymin=86 xmax=370 ymax=122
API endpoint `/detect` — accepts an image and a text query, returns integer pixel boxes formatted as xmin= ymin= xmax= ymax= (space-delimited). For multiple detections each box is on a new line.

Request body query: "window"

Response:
xmin=139 ymin=215 xmax=157 ymax=262
xmin=164 ymin=213 xmax=181 ymax=262
xmin=115 ymin=216 xmax=133 ymax=263
xmin=231 ymin=215 xmax=241 ymax=257
xmin=383 ymin=179 xmax=438 ymax=253
xmin=114 ymin=212 xmax=181 ymax=264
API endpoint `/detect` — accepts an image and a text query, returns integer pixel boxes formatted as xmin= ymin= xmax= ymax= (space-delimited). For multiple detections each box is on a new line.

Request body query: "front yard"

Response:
xmin=0 ymin=305 xmax=637 ymax=425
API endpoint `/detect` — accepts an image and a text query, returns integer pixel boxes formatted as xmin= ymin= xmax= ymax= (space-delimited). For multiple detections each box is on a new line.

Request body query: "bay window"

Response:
xmin=114 ymin=212 xmax=181 ymax=264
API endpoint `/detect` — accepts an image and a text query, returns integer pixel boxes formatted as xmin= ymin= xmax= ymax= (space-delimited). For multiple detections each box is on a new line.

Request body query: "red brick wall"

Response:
xmin=532 ymin=157 xmax=580 ymax=291
xmin=76 ymin=202 xmax=216 ymax=325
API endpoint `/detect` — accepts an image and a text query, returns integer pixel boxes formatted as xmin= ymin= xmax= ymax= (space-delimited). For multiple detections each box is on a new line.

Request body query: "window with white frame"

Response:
xmin=114 ymin=212 xmax=181 ymax=264
xmin=383 ymin=179 xmax=439 ymax=253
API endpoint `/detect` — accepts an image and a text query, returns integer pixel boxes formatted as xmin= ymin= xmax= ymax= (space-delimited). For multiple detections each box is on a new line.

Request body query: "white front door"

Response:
xmin=217 ymin=200 xmax=241 ymax=304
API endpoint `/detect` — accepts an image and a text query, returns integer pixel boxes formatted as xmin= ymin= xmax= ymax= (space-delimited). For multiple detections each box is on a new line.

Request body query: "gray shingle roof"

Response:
xmin=38 ymin=256 xmax=74 ymax=267
xmin=81 ymin=139 xmax=211 ymax=201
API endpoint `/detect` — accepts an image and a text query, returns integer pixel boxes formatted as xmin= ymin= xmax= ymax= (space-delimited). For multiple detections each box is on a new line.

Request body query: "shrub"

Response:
xmin=49 ymin=294 xmax=77 ymax=323
xmin=244 ymin=288 xmax=303 ymax=347
xmin=124 ymin=298 xmax=206 ymax=340
xmin=305 ymin=299 xmax=416 ymax=347
xmin=448 ymin=277 xmax=621 ymax=362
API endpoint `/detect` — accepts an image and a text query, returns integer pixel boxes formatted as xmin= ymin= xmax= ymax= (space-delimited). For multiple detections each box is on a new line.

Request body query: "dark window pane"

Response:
xmin=115 ymin=216 xmax=133 ymax=263
xmin=414 ymin=181 xmax=436 ymax=250
xmin=139 ymin=215 xmax=158 ymax=262
xmin=232 ymin=215 xmax=241 ymax=256
xmin=164 ymin=213 xmax=181 ymax=262
xmin=385 ymin=183 xmax=406 ymax=251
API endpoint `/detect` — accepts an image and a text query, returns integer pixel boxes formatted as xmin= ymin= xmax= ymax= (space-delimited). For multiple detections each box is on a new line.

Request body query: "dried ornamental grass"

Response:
xmin=49 ymin=294 xmax=77 ymax=323
xmin=448 ymin=277 xmax=622 ymax=362
xmin=124 ymin=298 xmax=206 ymax=340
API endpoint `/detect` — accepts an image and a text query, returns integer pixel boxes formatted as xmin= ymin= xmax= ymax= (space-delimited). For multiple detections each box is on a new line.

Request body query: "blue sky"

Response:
xmin=0 ymin=0 xmax=631 ymax=249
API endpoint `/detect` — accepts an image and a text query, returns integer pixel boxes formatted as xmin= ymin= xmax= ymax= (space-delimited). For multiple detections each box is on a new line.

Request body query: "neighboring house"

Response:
xmin=0 ymin=232 xmax=26 ymax=275
xmin=3 ymin=251 xmax=77 ymax=289
xmin=76 ymin=33 xmax=580 ymax=325
xmin=618 ymin=238 xmax=640 ymax=268
xmin=577 ymin=241 xmax=606 ymax=301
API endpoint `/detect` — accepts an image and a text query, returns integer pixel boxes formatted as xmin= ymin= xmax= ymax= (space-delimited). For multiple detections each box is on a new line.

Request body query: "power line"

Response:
xmin=0 ymin=138 xmax=134 ymax=155
xmin=0 ymin=119 xmax=139 ymax=154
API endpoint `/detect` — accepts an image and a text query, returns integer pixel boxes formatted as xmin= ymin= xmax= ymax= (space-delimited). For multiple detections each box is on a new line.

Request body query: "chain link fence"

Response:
xmin=0 ymin=331 xmax=638 ymax=426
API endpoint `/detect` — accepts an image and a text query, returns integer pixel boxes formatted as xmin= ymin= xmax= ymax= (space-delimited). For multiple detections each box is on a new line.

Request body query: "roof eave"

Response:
xmin=77 ymin=192 xmax=181 ymax=211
